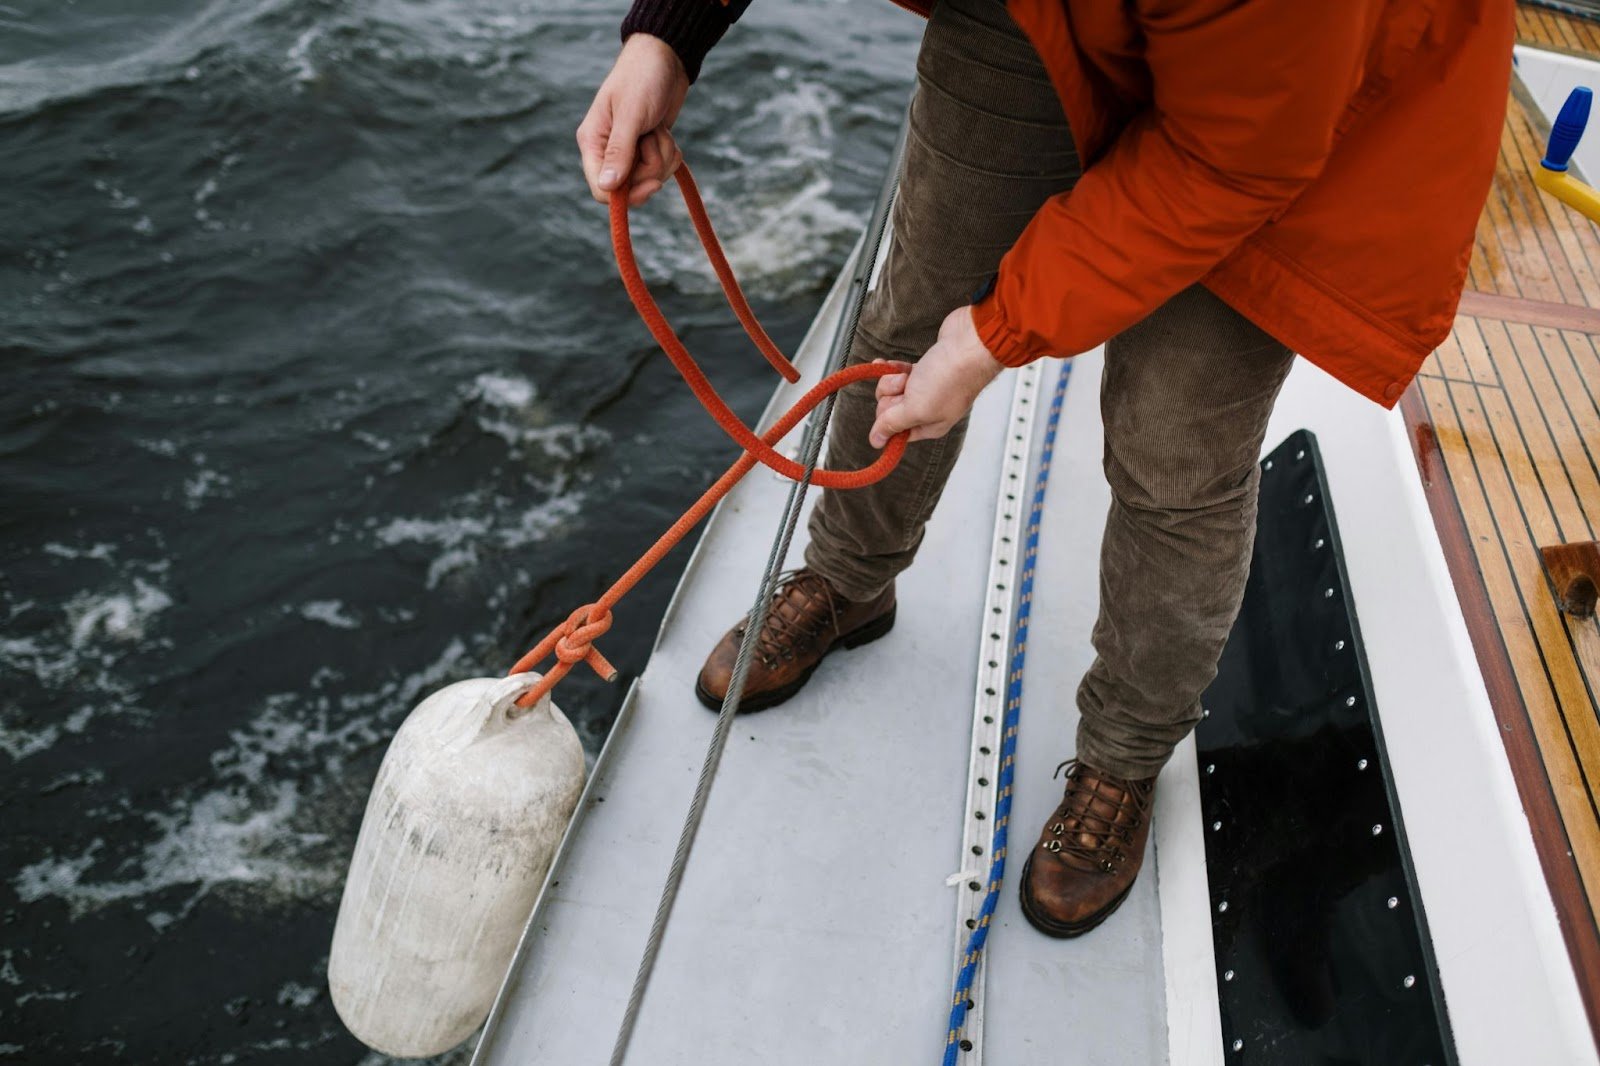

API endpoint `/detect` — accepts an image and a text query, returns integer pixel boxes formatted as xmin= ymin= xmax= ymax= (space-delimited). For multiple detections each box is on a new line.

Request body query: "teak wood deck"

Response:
xmin=1401 ymin=1 xmax=1600 ymax=1039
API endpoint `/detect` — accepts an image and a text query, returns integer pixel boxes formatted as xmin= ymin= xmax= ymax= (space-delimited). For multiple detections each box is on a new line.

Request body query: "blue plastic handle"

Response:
xmin=1543 ymin=86 xmax=1593 ymax=172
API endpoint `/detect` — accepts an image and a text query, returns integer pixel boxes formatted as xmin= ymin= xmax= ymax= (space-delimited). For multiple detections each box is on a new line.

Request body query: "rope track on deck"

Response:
xmin=942 ymin=361 xmax=1070 ymax=1065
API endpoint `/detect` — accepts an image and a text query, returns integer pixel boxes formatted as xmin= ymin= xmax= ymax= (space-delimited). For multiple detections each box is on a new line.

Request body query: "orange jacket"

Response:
xmin=929 ymin=0 xmax=1513 ymax=408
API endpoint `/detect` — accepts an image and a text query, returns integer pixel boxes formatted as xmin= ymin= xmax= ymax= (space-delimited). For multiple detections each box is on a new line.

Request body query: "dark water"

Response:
xmin=1 ymin=2 xmax=916 ymax=1060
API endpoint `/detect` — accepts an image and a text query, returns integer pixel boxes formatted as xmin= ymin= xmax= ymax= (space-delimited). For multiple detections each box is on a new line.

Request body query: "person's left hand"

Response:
xmin=869 ymin=306 xmax=1004 ymax=449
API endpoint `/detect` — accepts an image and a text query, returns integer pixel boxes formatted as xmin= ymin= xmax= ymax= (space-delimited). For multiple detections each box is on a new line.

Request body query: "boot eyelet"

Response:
xmin=1050 ymin=822 xmax=1065 ymax=835
xmin=1044 ymin=839 xmax=1061 ymax=853
xmin=1100 ymin=860 xmax=1115 ymax=873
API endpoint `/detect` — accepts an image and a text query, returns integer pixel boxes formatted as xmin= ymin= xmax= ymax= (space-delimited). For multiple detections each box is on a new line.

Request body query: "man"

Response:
xmin=577 ymin=0 xmax=1511 ymax=937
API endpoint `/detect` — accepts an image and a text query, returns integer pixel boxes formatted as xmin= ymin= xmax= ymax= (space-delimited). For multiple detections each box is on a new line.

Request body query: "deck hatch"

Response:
xmin=1195 ymin=429 xmax=1456 ymax=1064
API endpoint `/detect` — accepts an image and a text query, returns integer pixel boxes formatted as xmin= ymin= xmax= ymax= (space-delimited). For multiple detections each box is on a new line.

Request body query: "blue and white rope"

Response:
xmin=941 ymin=361 xmax=1070 ymax=1065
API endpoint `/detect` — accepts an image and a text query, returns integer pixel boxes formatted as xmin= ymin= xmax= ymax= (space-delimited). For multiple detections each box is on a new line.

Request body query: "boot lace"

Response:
xmin=1041 ymin=759 xmax=1154 ymax=873
xmin=736 ymin=570 xmax=841 ymax=669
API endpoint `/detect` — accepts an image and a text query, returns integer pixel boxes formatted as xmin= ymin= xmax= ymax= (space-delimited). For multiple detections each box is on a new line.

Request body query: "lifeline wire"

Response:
xmin=942 ymin=361 xmax=1071 ymax=1065
xmin=608 ymin=138 xmax=905 ymax=1066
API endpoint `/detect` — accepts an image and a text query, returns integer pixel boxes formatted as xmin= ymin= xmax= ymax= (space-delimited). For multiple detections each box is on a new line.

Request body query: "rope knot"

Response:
xmin=554 ymin=604 xmax=614 ymax=664
xmin=509 ymin=603 xmax=619 ymax=708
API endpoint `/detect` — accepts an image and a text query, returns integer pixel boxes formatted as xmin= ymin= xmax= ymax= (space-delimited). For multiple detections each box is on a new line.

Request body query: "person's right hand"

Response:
xmin=577 ymin=35 xmax=690 ymax=207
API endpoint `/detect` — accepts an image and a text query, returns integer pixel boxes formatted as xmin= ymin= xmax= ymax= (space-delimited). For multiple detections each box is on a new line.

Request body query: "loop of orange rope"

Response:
xmin=509 ymin=165 xmax=908 ymax=708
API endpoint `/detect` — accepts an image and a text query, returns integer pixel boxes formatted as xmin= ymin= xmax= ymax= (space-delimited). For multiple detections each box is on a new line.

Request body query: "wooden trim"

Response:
xmin=1458 ymin=290 xmax=1600 ymax=333
xmin=1399 ymin=384 xmax=1600 ymax=1042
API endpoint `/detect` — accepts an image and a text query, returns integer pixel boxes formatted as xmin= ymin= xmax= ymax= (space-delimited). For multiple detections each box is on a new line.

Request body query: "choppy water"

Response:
xmin=0 ymin=1 xmax=916 ymax=1061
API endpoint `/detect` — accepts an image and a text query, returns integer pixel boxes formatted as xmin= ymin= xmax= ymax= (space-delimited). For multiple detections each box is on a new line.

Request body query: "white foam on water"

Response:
xmin=66 ymin=578 xmax=172 ymax=648
xmin=470 ymin=371 xmax=535 ymax=410
xmin=298 ymin=600 xmax=358 ymax=629
xmin=183 ymin=466 xmax=231 ymax=508
xmin=286 ymin=26 xmax=321 ymax=84
xmin=375 ymin=491 xmax=584 ymax=587
xmin=639 ymin=79 xmax=861 ymax=301
xmin=467 ymin=372 xmax=612 ymax=459
xmin=1 ymin=564 xmax=170 ymax=762
xmin=723 ymin=175 xmax=860 ymax=299
xmin=11 ymin=638 xmax=476 ymax=922
xmin=41 ymin=542 xmax=117 ymax=562
xmin=275 ymin=980 xmax=318 ymax=1009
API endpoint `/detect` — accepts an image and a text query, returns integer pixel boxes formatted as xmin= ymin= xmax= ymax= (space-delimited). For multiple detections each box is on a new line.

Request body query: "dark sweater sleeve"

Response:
xmin=621 ymin=0 xmax=755 ymax=82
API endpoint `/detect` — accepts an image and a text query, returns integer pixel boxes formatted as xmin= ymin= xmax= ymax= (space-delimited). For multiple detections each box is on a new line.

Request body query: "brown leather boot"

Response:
xmin=1019 ymin=759 xmax=1156 ymax=938
xmin=694 ymin=569 xmax=896 ymax=713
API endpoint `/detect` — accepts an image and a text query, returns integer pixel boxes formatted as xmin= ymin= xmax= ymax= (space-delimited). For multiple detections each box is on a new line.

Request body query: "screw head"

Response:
xmin=1315 ymin=537 xmax=1326 ymax=549
xmin=1335 ymin=639 xmax=1346 ymax=650
xmin=1218 ymin=900 xmax=1229 ymax=913
xmin=1357 ymin=758 xmax=1369 ymax=771
xmin=1345 ymin=696 xmax=1357 ymax=707
xmin=1206 ymin=764 xmax=1215 ymax=775
xmin=1232 ymin=1039 xmax=1244 ymax=1052
xmin=1212 ymin=821 xmax=1222 ymax=831
xmin=1223 ymin=969 xmax=1235 ymax=982
xmin=1387 ymin=896 xmax=1399 ymax=909
xmin=1324 ymin=587 xmax=1335 ymax=598
xmin=1296 ymin=449 xmax=1306 ymax=460
xmin=1372 ymin=824 xmax=1384 ymax=836
xmin=1304 ymin=493 xmax=1315 ymax=504
xmin=1404 ymin=975 xmax=1416 ymax=989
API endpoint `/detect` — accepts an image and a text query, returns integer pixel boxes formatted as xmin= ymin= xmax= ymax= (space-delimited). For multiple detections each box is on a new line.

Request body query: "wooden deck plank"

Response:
xmin=1458 ymin=375 xmax=1600 ymax=809
xmin=1494 ymin=320 xmax=1600 ymax=540
xmin=1422 ymin=321 xmax=1476 ymax=382
xmin=1528 ymin=326 xmax=1600 ymax=527
xmin=1458 ymin=313 xmax=1504 ymax=385
xmin=1424 ymin=375 xmax=1600 ymax=923
xmin=1398 ymin=4 xmax=1600 ymax=1035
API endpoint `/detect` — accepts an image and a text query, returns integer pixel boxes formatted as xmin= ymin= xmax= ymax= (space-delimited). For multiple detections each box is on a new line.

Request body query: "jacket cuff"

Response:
xmin=972 ymin=292 xmax=1047 ymax=369
xmin=621 ymin=0 xmax=737 ymax=83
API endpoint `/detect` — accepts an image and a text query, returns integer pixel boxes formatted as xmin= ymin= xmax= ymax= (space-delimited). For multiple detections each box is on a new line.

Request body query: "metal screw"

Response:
xmin=1218 ymin=900 xmax=1229 ymax=913
xmin=1324 ymin=587 xmax=1335 ymax=598
xmin=1304 ymin=493 xmax=1315 ymax=504
xmin=1335 ymin=639 xmax=1346 ymax=650
xmin=1345 ymin=696 xmax=1357 ymax=707
xmin=1315 ymin=537 xmax=1326 ymax=549
xmin=1296 ymin=449 xmax=1306 ymax=460
xmin=1212 ymin=821 xmax=1222 ymax=831
xmin=1232 ymin=1039 xmax=1244 ymax=1052
xmin=1372 ymin=824 xmax=1384 ymax=836
xmin=1206 ymin=764 xmax=1216 ymax=775
xmin=1223 ymin=969 xmax=1235 ymax=982
xmin=1264 ymin=459 xmax=1274 ymax=470
xmin=1357 ymin=758 xmax=1369 ymax=771
xmin=1404 ymin=975 xmax=1416 ymax=989
xmin=1203 ymin=707 xmax=1211 ymax=718
xmin=1387 ymin=896 xmax=1399 ymax=909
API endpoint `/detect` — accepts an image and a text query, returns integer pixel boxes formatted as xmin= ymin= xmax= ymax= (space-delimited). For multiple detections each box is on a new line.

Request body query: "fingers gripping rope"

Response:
xmin=509 ymin=166 xmax=909 ymax=709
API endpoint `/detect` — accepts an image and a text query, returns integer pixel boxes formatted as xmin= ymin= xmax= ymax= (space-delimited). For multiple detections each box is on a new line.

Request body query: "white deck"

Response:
xmin=473 ymin=254 xmax=1599 ymax=1064
xmin=473 ymin=257 xmax=1175 ymax=1063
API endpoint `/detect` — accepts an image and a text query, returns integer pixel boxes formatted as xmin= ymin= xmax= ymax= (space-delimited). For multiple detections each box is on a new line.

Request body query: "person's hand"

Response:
xmin=577 ymin=35 xmax=690 ymax=207
xmin=869 ymin=306 xmax=1004 ymax=449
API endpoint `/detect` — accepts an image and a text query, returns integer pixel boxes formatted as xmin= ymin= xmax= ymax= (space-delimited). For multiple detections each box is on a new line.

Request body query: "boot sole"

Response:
xmin=1017 ymin=853 xmax=1135 ymax=939
xmin=693 ymin=605 xmax=897 ymax=714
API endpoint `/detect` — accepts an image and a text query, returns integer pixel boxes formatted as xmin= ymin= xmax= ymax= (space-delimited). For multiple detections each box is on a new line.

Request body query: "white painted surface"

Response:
xmin=1515 ymin=44 xmax=1600 ymax=179
xmin=473 ymin=281 xmax=1173 ymax=1064
xmin=1260 ymin=361 xmax=1598 ymax=1066
xmin=1156 ymin=733 xmax=1225 ymax=1066
xmin=329 ymin=675 xmax=586 ymax=1058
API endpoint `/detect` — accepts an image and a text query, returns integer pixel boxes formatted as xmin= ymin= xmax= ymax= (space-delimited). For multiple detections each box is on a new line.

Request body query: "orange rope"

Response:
xmin=509 ymin=166 xmax=907 ymax=708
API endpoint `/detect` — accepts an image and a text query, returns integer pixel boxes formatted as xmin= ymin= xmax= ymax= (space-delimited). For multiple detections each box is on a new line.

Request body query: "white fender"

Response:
xmin=328 ymin=673 xmax=585 ymax=1058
